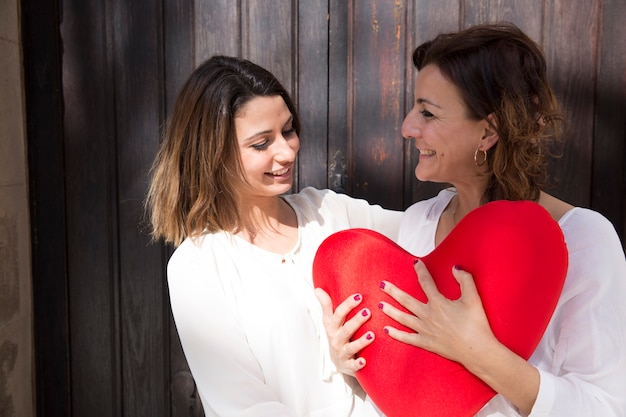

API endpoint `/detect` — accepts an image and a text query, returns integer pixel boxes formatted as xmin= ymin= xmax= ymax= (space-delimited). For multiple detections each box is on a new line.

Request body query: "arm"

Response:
xmin=168 ymin=244 xmax=296 ymax=417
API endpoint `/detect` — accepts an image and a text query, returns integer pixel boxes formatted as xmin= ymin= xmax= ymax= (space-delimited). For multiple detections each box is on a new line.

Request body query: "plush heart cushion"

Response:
xmin=313 ymin=200 xmax=568 ymax=417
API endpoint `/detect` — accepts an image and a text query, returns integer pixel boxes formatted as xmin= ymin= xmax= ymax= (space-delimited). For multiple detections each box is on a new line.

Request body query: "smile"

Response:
xmin=266 ymin=166 xmax=291 ymax=176
xmin=419 ymin=149 xmax=436 ymax=156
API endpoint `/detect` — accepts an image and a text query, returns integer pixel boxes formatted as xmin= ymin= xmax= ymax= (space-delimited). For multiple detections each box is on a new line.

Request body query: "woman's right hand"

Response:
xmin=315 ymin=288 xmax=375 ymax=375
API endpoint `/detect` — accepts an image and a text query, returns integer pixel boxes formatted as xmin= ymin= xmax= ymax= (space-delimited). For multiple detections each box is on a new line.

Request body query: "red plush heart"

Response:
xmin=313 ymin=200 xmax=568 ymax=417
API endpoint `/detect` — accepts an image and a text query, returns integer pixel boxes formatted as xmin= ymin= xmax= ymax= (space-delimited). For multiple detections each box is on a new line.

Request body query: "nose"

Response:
xmin=401 ymin=107 xmax=421 ymax=140
xmin=275 ymin=134 xmax=299 ymax=161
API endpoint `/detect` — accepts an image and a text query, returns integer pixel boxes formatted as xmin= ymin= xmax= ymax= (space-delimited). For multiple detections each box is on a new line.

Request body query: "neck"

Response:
xmin=451 ymin=186 xmax=485 ymax=224
xmin=237 ymin=196 xmax=294 ymax=242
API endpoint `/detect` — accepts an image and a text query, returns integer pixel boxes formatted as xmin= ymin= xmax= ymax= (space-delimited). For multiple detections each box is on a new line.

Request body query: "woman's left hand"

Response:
xmin=379 ymin=260 xmax=498 ymax=367
xmin=315 ymin=288 xmax=375 ymax=375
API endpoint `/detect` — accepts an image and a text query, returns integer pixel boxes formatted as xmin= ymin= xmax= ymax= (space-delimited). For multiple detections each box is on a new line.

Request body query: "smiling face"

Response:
xmin=402 ymin=64 xmax=495 ymax=187
xmin=235 ymin=95 xmax=300 ymax=199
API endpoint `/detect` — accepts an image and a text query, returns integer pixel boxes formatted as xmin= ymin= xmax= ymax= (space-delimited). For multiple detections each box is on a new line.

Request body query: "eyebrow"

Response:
xmin=242 ymin=115 xmax=294 ymax=143
xmin=416 ymin=98 xmax=442 ymax=109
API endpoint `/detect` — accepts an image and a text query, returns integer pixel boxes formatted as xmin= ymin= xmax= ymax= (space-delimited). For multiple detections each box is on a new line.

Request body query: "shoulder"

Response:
xmin=285 ymin=186 xmax=379 ymax=214
xmin=559 ymin=207 xmax=622 ymax=251
xmin=167 ymin=233 xmax=228 ymax=284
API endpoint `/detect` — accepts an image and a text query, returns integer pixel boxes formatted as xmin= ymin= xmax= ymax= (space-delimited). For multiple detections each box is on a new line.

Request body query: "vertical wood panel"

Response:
xmin=243 ymin=0 xmax=295 ymax=94
xmin=463 ymin=0 xmax=543 ymax=39
xmin=543 ymin=0 xmax=600 ymax=206
xmin=297 ymin=0 xmax=330 ymax=190
xmin=593 ymin=0 xmax=626 ymax=242
xmin=328 ymin=0 xmax=351 ymax=193
xmin=351 ymin=0 xmax=407 ymax=209
xmin=21 ymin=0 xmax=71 ymax=416
xmin=61 ymin=0 xmax=120 ymax=415
xmin=195 ymin=0 xmax=240 ymax=63
xmin=162 ymin=2 xmax=201 ymax=416
xmin=111 ymin=0 xmax=170 ymax=416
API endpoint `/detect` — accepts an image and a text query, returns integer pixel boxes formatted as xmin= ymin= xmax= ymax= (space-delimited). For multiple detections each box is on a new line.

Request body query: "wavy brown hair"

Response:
xmin=145 ymin=56 xmax=300 ymax=245
xmin=413 ymin=22 xmax=564 ymax=202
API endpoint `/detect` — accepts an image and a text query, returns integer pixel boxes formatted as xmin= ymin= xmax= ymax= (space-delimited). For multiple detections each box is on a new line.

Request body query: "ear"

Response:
xmin=479 ymin=113 xmax=499 ymax=151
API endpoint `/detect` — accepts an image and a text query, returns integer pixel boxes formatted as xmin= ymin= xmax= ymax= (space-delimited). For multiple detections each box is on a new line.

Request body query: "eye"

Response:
xmin=252 ymin=140 xmax=269 ymax=151
xmin=420 ymin=109 xmax=435 ymax=118
xmin=282 ymin=127 xmax=297 ymax=137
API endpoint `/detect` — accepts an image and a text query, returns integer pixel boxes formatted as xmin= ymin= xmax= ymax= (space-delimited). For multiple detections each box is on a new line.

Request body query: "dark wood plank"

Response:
xmin=162 ymin=2 xmax=201 ymax=416
xmin=351 ymin=0 xmax=408 ymax=209
xmin=296 ymin=0 xmax=329 ymax=190
xmin=463 ymin=0 xmax=543 ymax=39
xmin=164 ymin=0 xmax=195 ymax=111
xmin=543 ymin=0 xmax=600 ymax=207
xmin=328 ymin=0 xmax=351 ymax=194
xmin=195 ymin=0 xmax=240 ymax=63
xmin=60 ymin=0 xmax=121 ymax=415
xmin=21 ymin=1 xmax=71 ymax=416
xmin=243 ymin=0 xmax=294 ymax=92
xmin=592 ymin=0 xmax=626 ymax=244
xmin=111 ymin=1 xmax=170 ymax=416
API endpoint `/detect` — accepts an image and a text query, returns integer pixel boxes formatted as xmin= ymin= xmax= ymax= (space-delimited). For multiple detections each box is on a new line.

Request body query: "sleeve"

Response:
xmin=302 ymin=187 xmax=403 ymax=241
xmin=167 ymin=242 xmax=297 ymax=417
xmin=528 ymin=210 xmax=626 ymax=417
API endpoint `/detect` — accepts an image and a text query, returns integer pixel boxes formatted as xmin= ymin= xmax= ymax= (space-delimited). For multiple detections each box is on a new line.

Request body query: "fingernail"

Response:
xmin=377 ymin=302 xmax=384 ymax=310
xmin=379 ymin=281 xmax=386 ymax=289
xmin=383 ymin=327 xmax=389 ymax=335
xmin=361 ymin=309 xmax=369 ymax=317
xmin=358 ymin=359 xmax=365 ymax=366
xmin=353 ymin=294 xmax=361 ymax=301
xmin=454 ymin=265 xmax=462 ymax=270
xmin=366 ymin=332 xmax=373 ymax=340
xmin=414 ymin=258 xmax=420 ymax=265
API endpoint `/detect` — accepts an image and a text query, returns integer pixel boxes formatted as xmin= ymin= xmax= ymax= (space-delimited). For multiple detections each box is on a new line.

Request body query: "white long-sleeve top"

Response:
xmin=398 ymin=188 xmax=626 ymax=417
xmin=167 ymin=187 xmax=401 ymax=417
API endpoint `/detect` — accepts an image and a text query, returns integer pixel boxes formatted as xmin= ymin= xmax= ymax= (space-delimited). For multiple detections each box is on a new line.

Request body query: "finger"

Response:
xmin=382 ymin=325 xmax=422 ymax=348
xmin=314 ymin=288 xmax=333 ymax=326
xmin=348 ymin=330 xmax=376 ymax=356
xmin=340 ymin=307 xmax=372 ymax=342
xmin=378 ymin=301 xmax=422 ymax=333
xmin=413 ymin=259 xmax=443 ymax=301
xmin=379 ymin=280 xmax=425 ymax=317
xmin=451 ymin=265 xmax=481 ymax=304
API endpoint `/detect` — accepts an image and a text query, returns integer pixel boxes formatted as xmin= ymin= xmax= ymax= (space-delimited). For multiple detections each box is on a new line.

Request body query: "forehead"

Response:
xmin=235 ymin=95 xmax=291 ymax=139
xmin=414 ymin=64 xmax=463 ymax=105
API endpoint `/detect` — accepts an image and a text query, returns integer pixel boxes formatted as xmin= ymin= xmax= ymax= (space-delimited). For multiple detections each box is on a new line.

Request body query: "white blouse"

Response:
xmin=167 ymin=187 xmax=401 ymax=417
xmin=398 ymin=188 xmax=626 ymax=417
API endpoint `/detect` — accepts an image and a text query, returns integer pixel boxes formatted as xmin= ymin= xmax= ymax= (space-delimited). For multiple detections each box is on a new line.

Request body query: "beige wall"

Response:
xmin=0 ymin=0 xmax=34 ymax=416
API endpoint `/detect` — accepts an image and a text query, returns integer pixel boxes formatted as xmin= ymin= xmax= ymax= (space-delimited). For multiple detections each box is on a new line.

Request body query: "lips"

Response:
xmin=419 ymin=148 xmax=436 ymax=156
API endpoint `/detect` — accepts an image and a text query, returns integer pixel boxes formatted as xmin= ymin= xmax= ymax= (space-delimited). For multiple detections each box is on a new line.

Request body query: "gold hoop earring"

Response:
xmin=474 ymin=149 xmax=487 ymax=167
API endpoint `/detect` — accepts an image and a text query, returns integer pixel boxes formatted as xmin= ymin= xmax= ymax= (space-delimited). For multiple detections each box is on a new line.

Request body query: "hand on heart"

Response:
xmin=312 ymin=200 xmax=568 ymax=417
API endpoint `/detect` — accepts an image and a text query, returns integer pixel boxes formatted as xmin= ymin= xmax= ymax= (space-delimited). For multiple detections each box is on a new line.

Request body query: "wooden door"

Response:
xmin=22 ymin=1 xmax=625 ymax=416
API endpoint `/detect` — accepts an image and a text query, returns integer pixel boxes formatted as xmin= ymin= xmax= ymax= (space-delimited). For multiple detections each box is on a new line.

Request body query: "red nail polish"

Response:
xmin=379 ymin=281 xmax=386 ymax=289
xmin=354 ymin=294 xmax=361 ymax=301
xmin=361 ymin=309 xmax=368 ymax=317
xmin=378 ymin=302 xmax=384 ymax=310
xmin=366 ymin=332 xmax=373 ymax=340
xmin=383 ymin=327 xmax=389 ymax=335
xmin=358 ymin=359 xmax=365 ymax=366
xmin=413 ymin=258 xmax=420 ymax=265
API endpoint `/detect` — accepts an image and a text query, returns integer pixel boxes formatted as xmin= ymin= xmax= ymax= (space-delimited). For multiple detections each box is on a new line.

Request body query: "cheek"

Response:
xmin=291 ymin=137 xmax=301 ymax=153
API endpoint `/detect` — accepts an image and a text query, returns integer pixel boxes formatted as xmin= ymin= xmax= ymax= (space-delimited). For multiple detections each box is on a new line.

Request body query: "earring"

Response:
xmin=474 ymin=149 xmax=487 ymax=167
